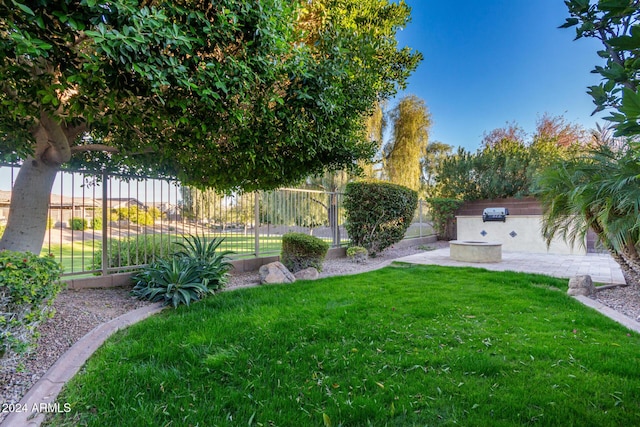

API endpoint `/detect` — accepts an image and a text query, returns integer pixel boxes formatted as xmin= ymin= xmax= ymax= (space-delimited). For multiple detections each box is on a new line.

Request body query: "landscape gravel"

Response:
xmin=1 ymin=241 xmax=639 ymax=424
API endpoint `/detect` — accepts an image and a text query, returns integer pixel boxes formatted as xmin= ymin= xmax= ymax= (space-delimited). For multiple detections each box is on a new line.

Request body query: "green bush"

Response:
xmin=91 ymin=216 xmax=102 ymax=230
xmin=426 ymin=198 xmax=463 ymax=240
xmin=132 ymin=235 xmax=233 ymax=307
xmin=346 ymin=246 xmax=368 ymax=263
xmin=92 ymin=235 xmax=175 ymax=272
xmin=118 ymin=206 xmax=154 ymax=226
xmin=343 ymin=181 xmax=418 ymax=255
xmin=70 ymin=217 xmax=87 ymax=231
xmin=281 ymin=232 xmax=329 ymax=273
xmin=0 ymin=224 xmax=4 ymax=238
xmin=0 ymin=251 xmax=63 ymax=361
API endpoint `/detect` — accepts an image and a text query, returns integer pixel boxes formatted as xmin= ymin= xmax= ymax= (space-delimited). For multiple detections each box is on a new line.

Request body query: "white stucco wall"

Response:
xmin=456 ymin=215 xmax=586 ymax=255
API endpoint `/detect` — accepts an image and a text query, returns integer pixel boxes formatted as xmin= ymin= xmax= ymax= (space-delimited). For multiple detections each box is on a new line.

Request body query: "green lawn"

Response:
xmin=42 ymin=234 xmax=290 ymax=276
xmin=45 ymin=265 xmax=640 ymax=426
xmin=44 ymin=241 xmax=100 ymax=274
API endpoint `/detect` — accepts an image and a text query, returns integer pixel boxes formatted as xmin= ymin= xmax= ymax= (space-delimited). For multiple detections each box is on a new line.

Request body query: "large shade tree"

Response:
xmin=0 ymin=0 xmax=421 ymax=253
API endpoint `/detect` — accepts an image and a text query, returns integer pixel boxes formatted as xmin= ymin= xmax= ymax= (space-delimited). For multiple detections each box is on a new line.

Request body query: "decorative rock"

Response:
xmin=259 ymin=262 xmax=296 ymax=284
xmin=567 ymin=275 xmax=595 ymax=296
xmin=294 ymin=267 xmax=319 ymax=281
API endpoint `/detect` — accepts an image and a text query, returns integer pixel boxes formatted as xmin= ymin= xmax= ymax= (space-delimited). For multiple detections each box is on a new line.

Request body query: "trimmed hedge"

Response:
xmin=0 ymin=251 xmax=63 ymax=361
xmin=281 ymin=232 xmax=329 ymax=273
xmin=343 ymin=181 xmax=418 ymax=255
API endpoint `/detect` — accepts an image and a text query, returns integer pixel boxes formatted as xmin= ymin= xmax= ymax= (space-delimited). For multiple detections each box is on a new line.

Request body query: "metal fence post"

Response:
xmin=254 ymin=192 xmax=260 ymax=257
xmin=331 ymin=192 xmax=339 ymax=247
xmin=101 ymin=169 xmax=108 ymax=277
xmin=419 ymin=200 xmax=423 ymax=238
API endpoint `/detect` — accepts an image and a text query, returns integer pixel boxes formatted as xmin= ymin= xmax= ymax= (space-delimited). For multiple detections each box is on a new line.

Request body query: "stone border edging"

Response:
xmin=1 ymin=303 xmax=165 ymax=427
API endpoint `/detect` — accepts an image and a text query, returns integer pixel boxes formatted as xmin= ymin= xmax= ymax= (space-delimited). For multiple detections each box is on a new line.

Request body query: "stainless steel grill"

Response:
xmin=482 ymin=207 xmax=509 ymax=222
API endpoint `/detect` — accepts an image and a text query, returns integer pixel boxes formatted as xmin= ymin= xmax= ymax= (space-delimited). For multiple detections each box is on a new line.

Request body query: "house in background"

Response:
xmin=0 ymin=190 xmax=10 ymax=224
xmin=96 ymin=197 xmax=147 ymax=211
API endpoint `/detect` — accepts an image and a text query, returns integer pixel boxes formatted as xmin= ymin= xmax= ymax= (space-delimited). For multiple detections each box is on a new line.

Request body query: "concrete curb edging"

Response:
xmin=1 ymin=303 xmax=165 ymax=427
xmin=573 ymin=295 xmax=640 ymax=334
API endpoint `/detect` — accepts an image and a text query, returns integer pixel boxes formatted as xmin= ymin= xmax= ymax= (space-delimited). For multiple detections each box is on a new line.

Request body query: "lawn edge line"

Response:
xmin=1 ymin=303 xmax=166 ymax=427
xmin=573 ymin=295 xmax=640 ymax=334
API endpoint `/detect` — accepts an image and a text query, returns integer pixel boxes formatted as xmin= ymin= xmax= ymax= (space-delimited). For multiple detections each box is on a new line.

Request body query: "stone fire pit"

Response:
xmin=450 ymin=240 xmax=502 ymax=263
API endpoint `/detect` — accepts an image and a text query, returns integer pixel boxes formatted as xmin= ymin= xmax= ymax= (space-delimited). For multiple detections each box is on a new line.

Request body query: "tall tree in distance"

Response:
xmin=384 ymin=95 xmax=432 ymax=192
xmin=533 ymin=113 xmax=587 ymax=148
xmin=481 ymin=121 xmax=527 ymax=148
xmin=360 ymin=102 xmax=386 ymax=179
xmin=421 ymin=141 xmax=453 ymax=197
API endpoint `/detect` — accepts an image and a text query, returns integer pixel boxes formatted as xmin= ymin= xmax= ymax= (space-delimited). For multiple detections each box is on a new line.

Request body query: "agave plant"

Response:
xmin=132 ymin=257 xmax=210 ymax=308
xmin=172 ymin=235 xmax=234 ymax=291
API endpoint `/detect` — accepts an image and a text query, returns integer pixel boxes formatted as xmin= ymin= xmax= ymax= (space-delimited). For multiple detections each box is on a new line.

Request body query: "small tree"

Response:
xmin=426 ymin=198 xmax=463 ymax=241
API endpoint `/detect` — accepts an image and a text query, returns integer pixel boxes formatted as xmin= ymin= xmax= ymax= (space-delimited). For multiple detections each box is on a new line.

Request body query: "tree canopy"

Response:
xmin=383 ymin=95 xmax=431 ymax=192
xmin=561 ymin=0 xmax=640 ymax=139
xmin=0 ymin=0 xmax=421 ymax=189
xmin=0 ymin=0 xmax=421 ymax=252
xmin=435 ymin=116 xmax=587 ymax=200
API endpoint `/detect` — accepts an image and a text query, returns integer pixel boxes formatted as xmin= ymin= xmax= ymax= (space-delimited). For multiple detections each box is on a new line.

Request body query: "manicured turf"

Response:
xmin=45 ymin=265 xmax=640 ymax=426
xmin=42 ymin=235 xmax=292 ymax=276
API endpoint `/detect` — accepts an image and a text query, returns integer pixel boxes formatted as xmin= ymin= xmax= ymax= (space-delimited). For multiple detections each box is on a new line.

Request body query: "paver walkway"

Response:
xmin=396 ymin=248 xmax=626 ymax=285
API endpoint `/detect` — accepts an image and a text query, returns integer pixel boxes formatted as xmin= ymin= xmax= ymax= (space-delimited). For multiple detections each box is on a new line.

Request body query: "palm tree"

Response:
xmin=535 ymin=144 xmax=640 ymax=286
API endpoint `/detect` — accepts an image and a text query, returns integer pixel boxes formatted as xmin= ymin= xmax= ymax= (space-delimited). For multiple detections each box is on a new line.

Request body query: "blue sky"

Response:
xmin=391 ymin=0 xmax=607 ymax=151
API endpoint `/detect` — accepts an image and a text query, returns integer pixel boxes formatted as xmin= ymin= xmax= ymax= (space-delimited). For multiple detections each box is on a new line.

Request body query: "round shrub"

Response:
xmin=343 ymin=181 xmax=418 ymax=255
xmin=346 ymin=246 xmax=368 ymax=263
xmin=0 ymin=251 xmax=63 ymax=361
xmin=70 ymin=217 xmax=88 ymax=231
xmin=91 ymin=216 xmax=102 ymax=230
xmin=281 ymin=232 xmax=329 ymax=273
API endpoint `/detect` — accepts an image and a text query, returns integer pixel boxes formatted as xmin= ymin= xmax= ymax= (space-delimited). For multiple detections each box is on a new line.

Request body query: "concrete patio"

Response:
xmin=396 ymin=247 xmax=626 ymax=285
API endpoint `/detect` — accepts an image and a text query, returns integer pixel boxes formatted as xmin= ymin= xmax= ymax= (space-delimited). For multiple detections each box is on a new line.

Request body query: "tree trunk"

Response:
xmin=0 ymin=112 xmax=78 ymax=254
xmin=0 ymin=158 xmax=59 ymax=253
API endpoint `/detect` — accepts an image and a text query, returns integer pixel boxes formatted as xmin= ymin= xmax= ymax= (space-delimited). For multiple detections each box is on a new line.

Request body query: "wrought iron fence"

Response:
xmin=0 ymin=164 xmax=433 ymax=277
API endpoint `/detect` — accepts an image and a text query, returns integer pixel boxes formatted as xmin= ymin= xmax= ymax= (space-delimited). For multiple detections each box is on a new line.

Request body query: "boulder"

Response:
xmin=259 ymin=262 xmax=296 ymax=284
xmin=567 ymin=275 xmax=595 ymax=296
xmin=294 ymin=267 xmax=319 ymax=281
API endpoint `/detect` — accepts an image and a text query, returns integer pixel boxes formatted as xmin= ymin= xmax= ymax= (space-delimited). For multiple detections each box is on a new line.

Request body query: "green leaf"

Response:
xmin=599 ymin=0 xmax=632 ymax=13
xmin=559 ymin=18 xmax=579 ymax=29
xmin=607 ymin=35 xmax=640 ymax=50
xmin=12 ymin=1 xmax=35 ymax=16
xmin=621 ymin=88 xmax=640 ymax=118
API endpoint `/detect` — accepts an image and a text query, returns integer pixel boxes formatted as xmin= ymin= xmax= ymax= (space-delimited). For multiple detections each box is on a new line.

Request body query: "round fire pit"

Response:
xmin=450 ymin=240 xmax=502 ymax=263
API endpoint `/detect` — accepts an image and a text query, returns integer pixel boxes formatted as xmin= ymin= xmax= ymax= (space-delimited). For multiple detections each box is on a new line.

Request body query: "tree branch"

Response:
xmin=70 ymin=144 xmax=119 ymax=154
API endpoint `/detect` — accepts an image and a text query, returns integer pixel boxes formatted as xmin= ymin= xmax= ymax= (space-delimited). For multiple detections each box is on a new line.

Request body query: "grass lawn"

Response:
xmin=45 ymin=265 xmax=640 ymax=426
xmin=43 ymin=241 xmax=100 ymax=274
xmin=42 ymin=235 xmax=289 ymax=276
